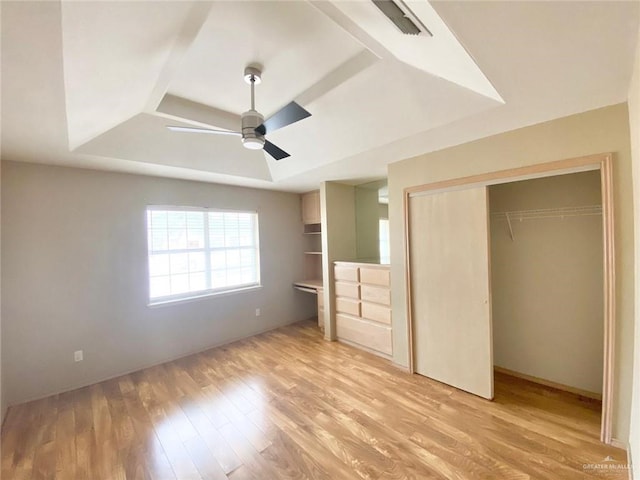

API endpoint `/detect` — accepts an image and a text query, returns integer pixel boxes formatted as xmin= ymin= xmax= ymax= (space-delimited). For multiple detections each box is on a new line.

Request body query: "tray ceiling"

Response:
xmin=1 ymin=1 xmax=638 ymax=191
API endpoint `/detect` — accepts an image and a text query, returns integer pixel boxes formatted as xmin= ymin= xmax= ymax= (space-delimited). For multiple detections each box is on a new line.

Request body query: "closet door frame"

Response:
xmin=403 ymin=153 xmax=615 ymax=445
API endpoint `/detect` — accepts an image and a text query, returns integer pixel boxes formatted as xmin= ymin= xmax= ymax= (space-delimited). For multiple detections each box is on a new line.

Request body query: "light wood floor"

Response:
xmin=1 ymin=320 xmax=626 ymax=480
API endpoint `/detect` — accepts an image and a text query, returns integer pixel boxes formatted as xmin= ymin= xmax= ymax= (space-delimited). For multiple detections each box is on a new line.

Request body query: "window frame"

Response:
xmin=145 ymin=205 xmax=261 ymax=306
xmin=379 ymin=218 xmax=390 ymax=264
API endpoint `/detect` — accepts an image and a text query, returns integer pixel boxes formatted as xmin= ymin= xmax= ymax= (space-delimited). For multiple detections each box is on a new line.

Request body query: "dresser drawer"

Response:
xmin=335 ymin=281 xmax=360 ymax=299
xmin=360 ymin=267 xmax=390 ymax=287
xmin=361 ymin=302 xmax=391 ymax=325
xmin=336 ymin=314 xmax=392 ymax=355
xmin=336 ymin=297 xmax=360 ymax=316
xmin=335 ymin=266 xmax=359 ymax=282
xmin=360 ymin=285 xmax=390 ymax=306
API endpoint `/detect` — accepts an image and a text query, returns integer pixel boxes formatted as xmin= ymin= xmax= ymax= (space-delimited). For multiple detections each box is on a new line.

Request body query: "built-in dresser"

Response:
xmin=334 ymin=261 xmax=392 ymax=358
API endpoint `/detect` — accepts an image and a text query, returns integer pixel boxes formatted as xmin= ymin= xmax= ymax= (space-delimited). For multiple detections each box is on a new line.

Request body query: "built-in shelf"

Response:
xmin=492 ymin=205 xmax=602 ymax=241
xmin=303 ymin=223 xmax=321 ymax=235
xmin=302 ymin=191 xmax=321 ymax=225
xmin=297 ymin=191 xmax=324 ymax=321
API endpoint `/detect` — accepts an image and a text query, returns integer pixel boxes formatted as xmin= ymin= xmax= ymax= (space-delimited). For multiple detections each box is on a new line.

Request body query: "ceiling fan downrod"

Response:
xmin=241 ymin=66 xmax=265 ymax=150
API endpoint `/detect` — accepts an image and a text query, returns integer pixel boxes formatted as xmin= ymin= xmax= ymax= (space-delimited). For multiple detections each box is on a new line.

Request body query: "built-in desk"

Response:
xmin=293 ymin=278 xmax=323 ymax=293
xmin=293 ymin=279 xmax=324 ymax=329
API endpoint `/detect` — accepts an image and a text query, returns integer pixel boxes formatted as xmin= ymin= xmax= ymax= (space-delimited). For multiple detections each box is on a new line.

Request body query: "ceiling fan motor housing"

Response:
xmin=241 ymin=109 xmax=265 ymax=150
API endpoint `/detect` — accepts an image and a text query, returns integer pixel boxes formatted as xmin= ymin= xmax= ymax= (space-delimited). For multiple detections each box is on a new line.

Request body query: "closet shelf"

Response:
xmin=492 ymin=205 xmax=602 ymax=241
xmin=492 ymin=205 xmax=602 ymax=221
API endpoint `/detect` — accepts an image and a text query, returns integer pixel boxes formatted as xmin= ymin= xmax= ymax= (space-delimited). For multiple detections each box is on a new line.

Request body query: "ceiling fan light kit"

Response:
xmin=167 ymin=65 xmax=312 ymax=161
xmin=242 ymin=136 xmax=265 ymax=150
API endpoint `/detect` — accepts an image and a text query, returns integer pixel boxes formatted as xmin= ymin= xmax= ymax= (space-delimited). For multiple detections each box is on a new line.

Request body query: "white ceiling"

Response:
xmin=2 ymin=1 xmax=639 ymax=192
xmin=168 ymin=1 xmax=364 ymax=116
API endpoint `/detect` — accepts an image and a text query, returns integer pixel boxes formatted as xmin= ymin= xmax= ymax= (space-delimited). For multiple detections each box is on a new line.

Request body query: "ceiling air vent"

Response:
xmin=372 ymin=0 xmax=432 ymax=36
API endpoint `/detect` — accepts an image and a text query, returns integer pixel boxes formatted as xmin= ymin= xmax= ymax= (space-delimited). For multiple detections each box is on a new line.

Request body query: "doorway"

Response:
xmin=489 ymin=171 xmax=603 ymax=404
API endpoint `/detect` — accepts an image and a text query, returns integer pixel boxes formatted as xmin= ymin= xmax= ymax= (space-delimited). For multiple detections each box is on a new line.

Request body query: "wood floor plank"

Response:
xmin=30 ymin=441 xmax=56 ymax=480
xmin=1 ymin=320 xmax=627 ymax=480
xmin=74 ymin=429 xmax=97 ymax=480
xmin=53 ymin=407 xmax=76 ymax=480
xmin=122 ymin=446 xmax=147 ymax=480
xmin=183 ymin=436 xmax=228 ymax=480
xmin=72 ymin=387 xmax=94 ymax=436
xmin=226 ymin=465 xmax=258 ymax=480
xmin=196 ymin=425 xmax=243 ymax=475
xmin=256 ymin=402 xmax=361 ymax=480
xmin=153 ymin=426 xmax=202 ymax=480
xmin=260 ymin=429 xmax=333 ymax=480
xmin=217 ymin=422 xmax=280 ymax=480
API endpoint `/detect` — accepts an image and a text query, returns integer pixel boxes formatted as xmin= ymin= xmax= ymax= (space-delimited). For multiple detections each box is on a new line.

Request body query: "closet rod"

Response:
xmin=492 ymin=205 xmax=602 ymax=241
xmin=492 ymin=205 xmax=602 ymax=221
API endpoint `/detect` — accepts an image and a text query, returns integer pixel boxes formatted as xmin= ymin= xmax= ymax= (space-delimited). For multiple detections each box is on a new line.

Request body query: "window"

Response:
xmin=379 ymin=218 xmax=390 ymax=264
xmin=146 ymin=207 xmax=260 ymax=303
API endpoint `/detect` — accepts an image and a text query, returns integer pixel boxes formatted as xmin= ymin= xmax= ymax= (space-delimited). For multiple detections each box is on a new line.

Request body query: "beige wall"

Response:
xmin=389 ymin=103 xmax=634 ymax=442
xmin=355 ymin=187 xmax=380 ymax=261
xmin=490 ymin=172 xmax=603 ymax=394
xmin=320 ymin=181 xmax=357 ymax=340
xmin=0 ymin=158 xmax=3 ymax=421
xmin=379 ymin=203 xmax=388 ymax=220
xmin=629 ymin=21 xmax=640 ymax=471
xmin=1 ymin=161 xmax=316 ymax=406
xmin=0 ymin=3 xmax=4 ymax=423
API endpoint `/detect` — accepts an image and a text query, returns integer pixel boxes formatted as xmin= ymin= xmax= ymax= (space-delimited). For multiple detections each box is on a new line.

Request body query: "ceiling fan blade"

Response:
xmin=263 ymin=140 xmax=290 ymax=161
xmin=255 ymin=101 xmax=311 ymax=135
xmin=167 ymin=125 xmax=241 ymax=136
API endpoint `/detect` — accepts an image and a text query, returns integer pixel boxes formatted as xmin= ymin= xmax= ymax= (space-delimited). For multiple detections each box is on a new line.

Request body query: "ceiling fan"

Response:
xmin=166 ymin=66 xmax=311 ymax=160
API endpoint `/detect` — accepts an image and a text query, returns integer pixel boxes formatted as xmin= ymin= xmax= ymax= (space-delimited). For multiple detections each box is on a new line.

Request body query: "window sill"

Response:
xmin=148 ymin=284 xmax=262 ymax=308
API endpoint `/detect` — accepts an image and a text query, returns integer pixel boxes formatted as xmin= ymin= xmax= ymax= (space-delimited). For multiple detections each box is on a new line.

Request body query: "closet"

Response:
xmin=489 ymin=171 xmax=603 ymax=400
xmin=405 ymin=154 xmax=614 ymax=441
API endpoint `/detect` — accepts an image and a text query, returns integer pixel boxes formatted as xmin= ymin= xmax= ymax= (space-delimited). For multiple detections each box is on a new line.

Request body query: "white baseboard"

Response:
xmin=598 ymin=438 xmax=634 ymax=480
xmin=609 ymin=439 xmax=633 ymax=480
xmin=612 ymin=438 xmax=628 ymax=450
xmin=392 ymin=362 xmax=411 ymax=373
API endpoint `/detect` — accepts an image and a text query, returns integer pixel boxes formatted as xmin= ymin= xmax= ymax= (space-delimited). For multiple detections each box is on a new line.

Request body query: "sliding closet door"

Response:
xmin=409 ymin=186 xmax=493 ymax=399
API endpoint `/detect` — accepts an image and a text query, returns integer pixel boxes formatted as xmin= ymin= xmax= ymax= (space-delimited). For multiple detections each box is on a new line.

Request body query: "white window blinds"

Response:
xmin=146 ymin=207 xmax=260 ymax=303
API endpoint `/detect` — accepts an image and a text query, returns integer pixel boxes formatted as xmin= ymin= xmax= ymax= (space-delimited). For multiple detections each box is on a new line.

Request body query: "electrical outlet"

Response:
xmin=74 ymin=350 xmax=83 ymax=362
xmin=255 ymin=308 xmax=261 ymax=317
